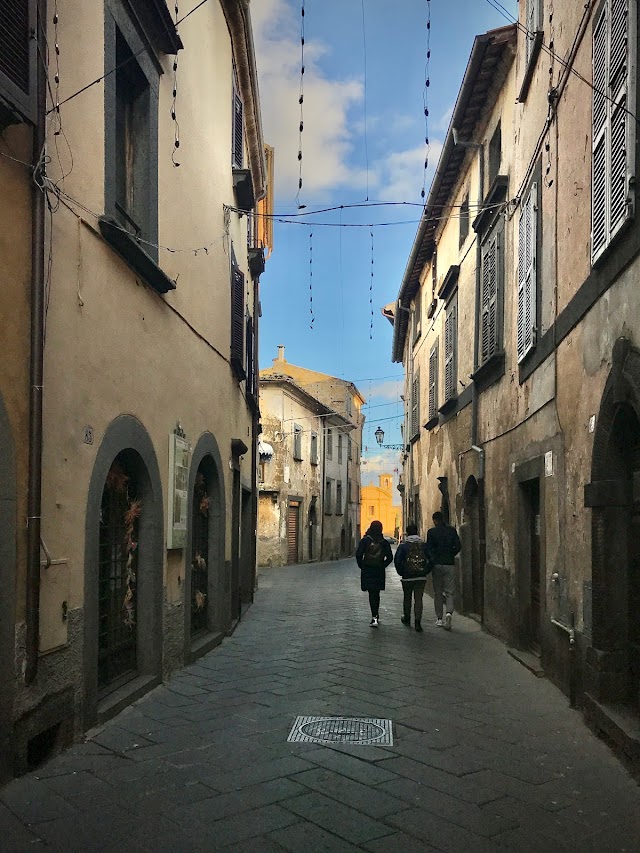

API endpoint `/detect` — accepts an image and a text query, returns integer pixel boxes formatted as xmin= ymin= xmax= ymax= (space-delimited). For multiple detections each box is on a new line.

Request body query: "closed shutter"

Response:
xmin=480 ymin=236 xmax=498 ymax=363
xmin=232 ymin=84 xmax=243 ymax=168
xmin=428 ymin=343 xmax=438 ymax=420
xmin=245 ymin=315 xmax=254 ymax=396
xmin=592 ymin=0 xmax=634 ymax=262
xmin=444 ymin=302 xmax=457 ymax=401
xmin=411 ymin=372 xmax=420 ymax=435
xmin=517 ymin=184 xmax=537 ymax=362
xmin=287 ymin=502 xmax=300 ymax=563
xmin=525 ymin=0 xmax=540 ymax=63
xmin=230 ymin=265 xmax=245 ymax=377
xmin=0 ymin=0 xmax=36 ymax=124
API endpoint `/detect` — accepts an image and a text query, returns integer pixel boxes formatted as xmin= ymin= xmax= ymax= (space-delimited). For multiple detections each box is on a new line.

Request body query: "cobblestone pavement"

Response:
xmin=2 ymin=559 xmax=640 ymax=852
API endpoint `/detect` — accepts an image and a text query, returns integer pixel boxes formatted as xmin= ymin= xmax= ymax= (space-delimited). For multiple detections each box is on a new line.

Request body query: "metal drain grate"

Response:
xmin=287 ymin=716 xmax=393 ymax=745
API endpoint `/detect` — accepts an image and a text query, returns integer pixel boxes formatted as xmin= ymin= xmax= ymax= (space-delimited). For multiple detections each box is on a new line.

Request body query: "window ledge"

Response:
xmin=438 ymin=397 xmax=458 ymax=416
xmin=424 ymin=415 xmax=439 ymax=432
xmin=99 ymin=217 xmax=176 ymax=294
xmin=518 ymin=32 xmax=543 ymax=103
xmin=473 ymin=175 xmax=509 ymax=234
xmin=471 ymin=350 xmax=506 ymax=393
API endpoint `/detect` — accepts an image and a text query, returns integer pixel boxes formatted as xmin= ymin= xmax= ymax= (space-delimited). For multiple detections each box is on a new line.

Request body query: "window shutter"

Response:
xmin=444 ymin=304 xmax=457 ymax=401
xmin=525 ymin=0 xmax=540 ymax=63
xmin=232 ymin=85 xmax=244 ymax=169
xmin=411 ymin=373 xmax=420 ymax=436
xmin=517 ymin=184 xmax=537 ymax=362
xmin=245 ymin=315 xmax=254 ymax=395
xmin=429 ymin=344 xmax=438 ymax=420
xmin=230 ymin=265 xmax=245 ymax=376
xmin=480 ymin=237 xmax=498 ymax=363
xmin=0 ymin=0 xmax=36 ymax=124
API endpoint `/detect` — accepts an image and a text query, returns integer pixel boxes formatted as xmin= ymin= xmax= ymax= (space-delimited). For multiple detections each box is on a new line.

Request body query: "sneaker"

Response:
xmin=435 ymin=618 xmax=444 ymax=627
xmin=370 ymin=616 xmax=379 ymax=627
xmin=444 ymin=612 xmax=452 ymax=631
xmin=415 ymin=622 xmax=423 ymax=632
xmin=401 ymin=615 xmax=411 ymax=626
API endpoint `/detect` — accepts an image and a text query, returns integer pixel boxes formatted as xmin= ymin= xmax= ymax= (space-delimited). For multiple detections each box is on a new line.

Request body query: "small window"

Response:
xmin=444 ymin=298 xmax=458 ymax=402
xmin=338 ymin=434 xmax=343 ymax=464
xmin=348 ymin=437 xmax=352 ymax=461
xmin=325 ymin=479 xmax=333 ymax=514
xmin=428 ymin=341 xmax=439 ymax=421
xmin=326 ymin=429 xmax=333 ymax=460
xmin=369 ymin=505 xmax=375 ymax=516
xmin=413 ymin=290 xmax=422 ymax=343
xmin=336 ymin=482 xmax=343 ymax=515
xmin=459 ymin=194 xmax=469 ymax=248
xmin=232 ymin=73 xmax=244 ymax=169
xmin=431 ymin=250 xmax=438 ymax=295
xmin=346 ymin=394 xmax=353 ymax=417
xmin=310 ymin=432 xmax=318 ymax=465
xmin=293 ymin=424 xmax=302 ymax=461
xmin=488 ymin=121 xmax=502 ymax=188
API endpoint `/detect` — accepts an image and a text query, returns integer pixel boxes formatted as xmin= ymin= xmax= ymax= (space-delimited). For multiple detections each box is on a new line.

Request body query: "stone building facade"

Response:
xmin=391 ymin=1 xmax=640 ymax=771
xmin=361 ymin=474 xmax=401 ymax=539
xmin=0 ymin=0 xmax=270 ymax=780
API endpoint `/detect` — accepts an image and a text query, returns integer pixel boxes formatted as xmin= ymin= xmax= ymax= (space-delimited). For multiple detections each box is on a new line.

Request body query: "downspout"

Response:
xmin=320 ymin=421 xmax=326 ymax=560
xmin=250 ymin=275 xmax=259 ymax=598
xmin=26 ymin=0 xmax=47 ymax=684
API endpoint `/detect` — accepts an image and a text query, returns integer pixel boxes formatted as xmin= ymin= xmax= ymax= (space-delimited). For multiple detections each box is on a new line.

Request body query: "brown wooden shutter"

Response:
xmin=230 ymin=265 xmax=245 ymax=378
xmin=287 ymin=502 xmax=300 ymax=563
xmin=0 ymin=0 xmax=37 ymax=124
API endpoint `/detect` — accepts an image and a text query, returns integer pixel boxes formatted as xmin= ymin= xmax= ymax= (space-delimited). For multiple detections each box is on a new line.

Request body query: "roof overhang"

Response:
xmin=391 ymin=24 xmax=516 ymax=363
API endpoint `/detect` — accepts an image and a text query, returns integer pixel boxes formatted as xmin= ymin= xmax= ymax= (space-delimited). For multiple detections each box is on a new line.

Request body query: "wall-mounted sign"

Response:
xmin=167 ymin=432 xmax=191 ymax=549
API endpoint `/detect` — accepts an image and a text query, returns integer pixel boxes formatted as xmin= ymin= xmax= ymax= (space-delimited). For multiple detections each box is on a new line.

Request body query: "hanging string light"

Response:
xmin=295 ymin=0 xmax=306 ymax=209
xmin=52 ymin=1 xmax=61 ymax=136
xmin=171 ymin=3 xmax=180 ymax=167
xmin=420 ymin=0 xmax=432 ymax=202
xmin=308 ymin=231 xmax=314 ymax=330
xmin=369 ymin=230 xmax=374 ymax=340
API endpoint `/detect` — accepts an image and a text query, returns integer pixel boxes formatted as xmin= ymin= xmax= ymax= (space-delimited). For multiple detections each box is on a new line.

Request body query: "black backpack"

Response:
xmin=405 ymin=541 xmax=428 ymax=577
xmin=362 ymin=537 xmax=384 ymax=569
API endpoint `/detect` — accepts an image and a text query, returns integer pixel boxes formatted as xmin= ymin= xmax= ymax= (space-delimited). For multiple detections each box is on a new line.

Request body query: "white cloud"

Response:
xmin=374 ymin=139 xmax=443 ymax=202
xmin=361 ymin=451 xmax=401 ymax=488
xmin=368 ymin=379 xmax=403 ymax=401
xmin=436 ymin=104 xmax=454 ymax=132
xmin=252 ymin=0 xmax=366 ymax=201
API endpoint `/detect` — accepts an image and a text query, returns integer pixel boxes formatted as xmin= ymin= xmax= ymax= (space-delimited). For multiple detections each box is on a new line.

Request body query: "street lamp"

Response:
xmin=374 ymin=426 xmax=405 ymax=451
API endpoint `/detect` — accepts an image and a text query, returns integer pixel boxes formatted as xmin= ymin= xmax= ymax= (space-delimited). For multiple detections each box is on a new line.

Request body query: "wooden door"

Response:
xmin=287 ymin=501 xmax=300 ymax=564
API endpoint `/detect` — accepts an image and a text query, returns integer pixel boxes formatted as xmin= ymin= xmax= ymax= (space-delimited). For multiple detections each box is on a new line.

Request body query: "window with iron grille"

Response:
xmin=338 ymin=433 xmax=343 ymax=464
xmin=325 ymin=479 xmax=333 ymax=514
xmin=517 ymin=182 xmax=538 ymax=361
xmin=0 ymin=0 xmax=37 ymax=125
xmin=411 ymin=371 xmax=420 ymax=437
xmin=459 ymin=193 xmax=469 ymax=248
xmin=480 ymin=232 xmax=501 ymax=364
xmin=428 ymin=341 xmax=439 ymax=420
xmin=230 ymin=258 xmax=245 ymax=379
xmin=592 ymin=0 xmax=636 ymax=263
xmin=310 ymin=432 xmax=318 ymax=465
xmin=444 ymin=298 xmax=457 ymax=402
xmin=326 ymin=428 xmax=333 ymax=460
xmin=336 ymin=481 xmax=343 ymax=515
xmin=232 ymin=74 xmax=244 ymax=168
xmin=293 ymin=424 xmax=303 ymax=461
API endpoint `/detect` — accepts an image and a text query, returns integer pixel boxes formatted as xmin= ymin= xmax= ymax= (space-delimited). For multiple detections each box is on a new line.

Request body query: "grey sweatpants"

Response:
xmin=432 ymin=564 xmax=455 ymax=618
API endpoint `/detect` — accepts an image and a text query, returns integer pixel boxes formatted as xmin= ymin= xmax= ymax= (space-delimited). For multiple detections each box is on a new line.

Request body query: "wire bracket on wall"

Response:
xmin=296 ymin=0 xmax=306 ymax=209
xmin=171 ymin=3 xmax=181 ymax=166
xmin=309 ymin=229 xmax=314 ymax=330
xmin=421 ymin=0 xmax=432 ymax=202
xmin=369 ymin=230 xmax=374 ymax=340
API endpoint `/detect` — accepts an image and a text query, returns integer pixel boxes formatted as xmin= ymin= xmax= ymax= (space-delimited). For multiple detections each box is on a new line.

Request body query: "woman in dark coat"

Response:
xmin=355 ymin=520 xmax=393 ymax=627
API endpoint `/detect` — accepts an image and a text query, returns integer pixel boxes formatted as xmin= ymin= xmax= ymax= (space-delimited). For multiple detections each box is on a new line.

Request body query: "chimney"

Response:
xmin=276 ymin=345 xmax=286 ymax=363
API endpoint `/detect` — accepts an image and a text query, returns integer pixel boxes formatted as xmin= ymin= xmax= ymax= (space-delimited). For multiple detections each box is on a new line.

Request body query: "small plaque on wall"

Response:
xmin=167 ymin=432 xmax=191 ymax=549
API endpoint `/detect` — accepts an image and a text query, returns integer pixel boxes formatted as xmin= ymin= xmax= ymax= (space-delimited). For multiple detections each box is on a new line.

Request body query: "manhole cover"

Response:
xmin=287 ymin=716 xmax=393 ymax=745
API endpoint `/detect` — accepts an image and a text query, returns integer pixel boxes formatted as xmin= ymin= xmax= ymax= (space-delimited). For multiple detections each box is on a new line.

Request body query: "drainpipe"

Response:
xmin=320 ymin=422 xmax=326 ymax=560
xmin=25 ymin=0 xmax=47 ymax=684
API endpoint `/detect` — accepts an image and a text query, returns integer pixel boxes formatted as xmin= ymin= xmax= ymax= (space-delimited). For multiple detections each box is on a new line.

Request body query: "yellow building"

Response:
xmin=361 ymin=475 xmax=401 ymax=539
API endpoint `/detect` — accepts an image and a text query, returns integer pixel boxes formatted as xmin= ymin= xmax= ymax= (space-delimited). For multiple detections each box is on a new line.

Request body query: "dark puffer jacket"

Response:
xmin=425 ymin=523 xmax=461 ymax=566
xmin=355 ymin=534 xmax=393 ymax=591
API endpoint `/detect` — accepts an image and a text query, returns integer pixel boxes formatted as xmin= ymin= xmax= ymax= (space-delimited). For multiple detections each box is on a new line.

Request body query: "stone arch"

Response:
xmin=0 ymin=392 xmax=16 ymax=780
xmin=83 ymin=415 xmax=163 ymax=729
xmin=586 ymin=338 xmax=640 ymax=706
xmin=184 ymin=432 xmax=226 ymax=660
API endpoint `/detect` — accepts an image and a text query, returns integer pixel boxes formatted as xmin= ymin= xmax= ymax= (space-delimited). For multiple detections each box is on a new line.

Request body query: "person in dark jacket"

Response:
xmin=425 ymin=511 xmax=461 ymax=631
xmin=355 ymin=520 xmax=393 ymax=627
xmin=394 ymin=523 xmax=431 ymax=632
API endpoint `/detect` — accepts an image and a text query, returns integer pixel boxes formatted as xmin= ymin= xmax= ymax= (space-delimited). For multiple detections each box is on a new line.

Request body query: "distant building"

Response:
xmin=361 ymin=475 xmax=401 ymax=539
xmin=259 ymin=347 xmax=365 ymax=562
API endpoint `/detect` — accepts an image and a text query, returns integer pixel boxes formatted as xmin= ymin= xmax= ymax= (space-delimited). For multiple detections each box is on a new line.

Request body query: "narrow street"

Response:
xmin=2 ymin=559 xmax=639 ymax=853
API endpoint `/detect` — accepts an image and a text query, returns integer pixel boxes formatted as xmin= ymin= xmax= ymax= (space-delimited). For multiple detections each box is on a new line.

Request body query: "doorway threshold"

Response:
xmin=507 ymin=647 xmax=545 ymax=677
xmin=583 ymin=694 xmax=640 ymax=772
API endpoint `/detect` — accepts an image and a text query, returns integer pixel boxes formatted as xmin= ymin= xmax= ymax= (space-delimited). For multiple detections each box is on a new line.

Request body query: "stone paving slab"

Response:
xmin=1 ymin=559 xmax=639 ymax=851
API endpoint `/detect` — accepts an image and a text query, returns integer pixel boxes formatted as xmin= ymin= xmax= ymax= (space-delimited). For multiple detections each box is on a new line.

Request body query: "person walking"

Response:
xmin=355 ymin=520 xmax=393 ymax=627
xmin=426 ymin=511 xmax=461 ymax=631
xmin=394 ymin=523 xmax=431 ymax=632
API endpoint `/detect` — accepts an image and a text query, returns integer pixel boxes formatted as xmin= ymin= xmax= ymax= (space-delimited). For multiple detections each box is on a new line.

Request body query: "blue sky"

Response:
xmin=252 ymin=0 xmax=518 ymax=483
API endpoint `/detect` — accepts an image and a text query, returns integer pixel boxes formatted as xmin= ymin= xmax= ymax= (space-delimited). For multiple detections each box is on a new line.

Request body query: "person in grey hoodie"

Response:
xmin=394 ymin=523 xmax=431 ymax=632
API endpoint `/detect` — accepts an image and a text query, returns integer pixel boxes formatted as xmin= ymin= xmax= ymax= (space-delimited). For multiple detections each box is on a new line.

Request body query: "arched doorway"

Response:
xmin=340 ymin=528 xmax=346 ymax=556
xmin=464 ymin=476 xmax=482 ymax=617
xmin=190 ymin=462 xmax=211 ymax=636
xmin=309 ymin=503 xmax=317 ymax=560
xmin=587 ymin=339 xmax=640 ymax=713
